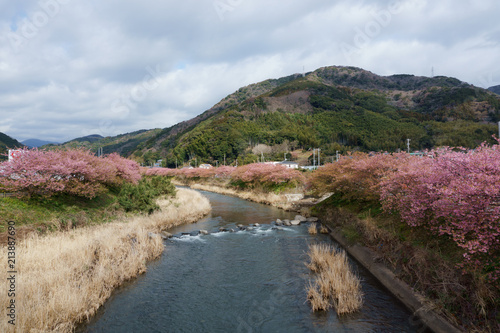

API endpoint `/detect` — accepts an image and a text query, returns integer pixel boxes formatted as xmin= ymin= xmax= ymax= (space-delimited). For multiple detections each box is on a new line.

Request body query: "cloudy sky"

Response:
xmin=0 ymin=0 xmax=499 ymax=143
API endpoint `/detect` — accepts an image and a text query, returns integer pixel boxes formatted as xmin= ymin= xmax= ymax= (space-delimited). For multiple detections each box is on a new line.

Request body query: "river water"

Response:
xmin=82 ymin=190 xmax=420 ymax=332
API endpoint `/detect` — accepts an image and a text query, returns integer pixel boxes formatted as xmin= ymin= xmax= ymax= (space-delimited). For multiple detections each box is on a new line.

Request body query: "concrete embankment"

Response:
xmin=325 ymin=226 xmax=463 ymax=333
xmin=0 ymin=188 xmax=211 ymax=333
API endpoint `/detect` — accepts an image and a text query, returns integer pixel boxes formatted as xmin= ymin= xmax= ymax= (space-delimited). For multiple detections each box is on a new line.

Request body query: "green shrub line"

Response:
xmin=118 ymin=176 xmax=176 ymax=214
xmin=0 ymin=176 xmax=176 ymax=236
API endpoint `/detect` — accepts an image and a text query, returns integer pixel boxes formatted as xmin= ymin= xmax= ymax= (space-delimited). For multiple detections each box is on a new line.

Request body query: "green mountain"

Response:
xmin=0 ymin=133 xmax=23 ymax=161
xmin=128 ymin=66 xmax=499 ymax=167
xmin=46 ymin=130 xmax=161 ymax=157
xmin=489 ymin=85 xmax=500 ymax=95
xmin=22 ymin=138 xmax=59 ymax=148
xmin=55 ymin=66 xmax=500 ymax=166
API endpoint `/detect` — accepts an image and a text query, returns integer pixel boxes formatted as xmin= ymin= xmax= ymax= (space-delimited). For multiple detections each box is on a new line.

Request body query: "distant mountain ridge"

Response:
xmin=50 ymin=130 xmax=161 ymax=156
xmin=47 ymin=66 xmax=500 ymax=166
xmin=489 ymin=85 xmax=500 ymax=95
xmin=22 ymin=138 xmax=59 ymax=148
xmin=63 ymin=134 xmax=104 ymax=144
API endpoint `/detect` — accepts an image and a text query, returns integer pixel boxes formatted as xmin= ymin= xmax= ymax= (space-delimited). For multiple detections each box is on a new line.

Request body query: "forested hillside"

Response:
xmin=52 ymin=66 xmax=500 ymax=167
xmin=134 ymin=66 xmax=500 ymax=167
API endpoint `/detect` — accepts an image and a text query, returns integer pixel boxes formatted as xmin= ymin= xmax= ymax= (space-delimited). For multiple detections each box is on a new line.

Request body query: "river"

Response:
xmin=81 ymin=190 xmax=420 ymax=332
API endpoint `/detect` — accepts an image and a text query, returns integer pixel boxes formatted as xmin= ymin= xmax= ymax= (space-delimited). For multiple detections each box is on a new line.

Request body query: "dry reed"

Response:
xmin=308 ymin=223 xmax=318 ymax=235
xmin=319 ymin=225 xmax=329 ymax=234
xmin=0 ymin=188 xmax=211 ymax=333
xmin=186 ymin=183 xmax=295 ymax=210
xmin=306 ymin=244 xmax=363 ymax=315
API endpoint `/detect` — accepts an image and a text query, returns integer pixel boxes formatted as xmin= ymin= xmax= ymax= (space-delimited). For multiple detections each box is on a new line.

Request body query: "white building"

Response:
xmin=278 ymin=161 xmax=299 ymax=169
xmin=199 ymin=164 xmax=213 ymax=169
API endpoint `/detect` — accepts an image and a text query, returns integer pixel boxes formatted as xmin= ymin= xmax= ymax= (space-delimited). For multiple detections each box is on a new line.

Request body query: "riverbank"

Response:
xmin=0 ymin=188 xmax=211 ymax=333
xmin=176 ymin=180 xmax=492 ymax=332
xmin=172 ymin=179 xmax=314 ymax=212
xmin=314 ymin=201 xmax=498 ymax=332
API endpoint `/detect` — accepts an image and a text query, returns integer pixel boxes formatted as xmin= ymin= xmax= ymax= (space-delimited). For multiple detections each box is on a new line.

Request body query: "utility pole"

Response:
xmin=318 ymin=148 xmax=321 ymax=167
xmin=284 ymin=153 xmax=287 ymax=161
xmin=407 ymin=139 xmax=411 ymax=153
xmin=498 ymin=121 xmax=500 ymax=138
xmin=175 ymin=158 xmax=178 ymax=169
xmin=224 ymin=154 xmax=226 ymax=166
xmin=336 ymin=150 xmax=340 ymax=162
xmin=313 ymin=149 xmax=316 ymax=168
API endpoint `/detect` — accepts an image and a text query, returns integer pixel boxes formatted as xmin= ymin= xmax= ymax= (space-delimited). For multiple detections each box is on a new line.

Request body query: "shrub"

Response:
xmin=117 ymin=176 xmax=176 ymax=214
xmin=0 ymin=149 xmax=141 ymax=199
xmin=380 ymin=144 xmax=500 ymax=279
xmin=309 ymin=152 xmax=406 ymax=203
xmin=231 ymin=163 xmax=305 ymax=192
xmin=148 ymin=175 xmax=176 ymax=196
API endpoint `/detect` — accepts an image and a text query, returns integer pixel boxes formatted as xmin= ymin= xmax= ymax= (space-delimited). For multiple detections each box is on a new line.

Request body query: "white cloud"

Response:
xmin=0 ymin=0 xmax=498 ymax=142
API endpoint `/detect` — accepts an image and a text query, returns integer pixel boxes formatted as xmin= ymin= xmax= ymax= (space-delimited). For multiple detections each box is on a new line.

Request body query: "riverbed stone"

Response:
xmin=290 ymin=220 xmax=301 ymax=226
xmin=161 ymin=231 xmax=173 ymax=239
xmin=219 ymin=227 xmax=227 ymax=232
xmin=148 ymin=232 xmax=160 ymax=239
xmin=199 ymin=230 xmax=209 ymax=235
xmin=295 ymin=215 xmax=307 ymax=222
xmin=237 ymin=224 xmax=244 ymax=229
xmin=283 ymin=219 xmax=291 ymax=226
xmin=275 ymin=219 xmax=283 ymax=226
xmin=253 ymin=223 xmax=260 ymax=227
xmin=307 ymin=217 xmax=319 ymax=223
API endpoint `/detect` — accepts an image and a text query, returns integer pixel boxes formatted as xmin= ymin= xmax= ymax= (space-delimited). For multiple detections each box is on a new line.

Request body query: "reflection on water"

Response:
xmin=82 ymin=190 xmax=419 ymax=333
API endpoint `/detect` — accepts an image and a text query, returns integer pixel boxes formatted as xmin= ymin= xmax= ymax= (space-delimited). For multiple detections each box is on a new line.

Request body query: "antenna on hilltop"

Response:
xmin=431 ymin=66 xmax=434 ymax=78
xmin=302 ymin=66 xmax=305 ymax=77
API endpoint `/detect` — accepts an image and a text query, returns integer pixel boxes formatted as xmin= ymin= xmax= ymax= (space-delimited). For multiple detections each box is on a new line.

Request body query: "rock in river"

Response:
xmin=295 ymin=215 xmax=307 ymax=222
xmin=161 ymin=231 xmax=173 ymax=239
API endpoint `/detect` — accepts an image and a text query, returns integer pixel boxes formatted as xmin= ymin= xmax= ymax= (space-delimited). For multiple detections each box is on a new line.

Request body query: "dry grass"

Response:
xmin=0 ymin=188 xmax=211 ymax=333
xmin=308 ymin=223 xmax=318 ymax=235
xmin=318 ymin=206 xmax=500 ymax=331
xmin=319 ymin=225 xmax=329 ymax=234
xmin=306 ymin=281 xmax=330 ymax=312
xmin=306 ymin=244 xmax=363 ymax=315
xmin=187 ymin=183 xmax=295 ymax=210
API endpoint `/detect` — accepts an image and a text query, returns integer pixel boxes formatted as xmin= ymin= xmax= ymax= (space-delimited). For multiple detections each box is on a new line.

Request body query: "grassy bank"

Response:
xmin=0 ymin=175 xmax=177 ymax=245
xmin=0 ymin=188 xmax=211 ymax=333
xmin=313 ymin=196 xmax=499 ymax=332
xmin=173 ymin=179 xmax=304 ymax=211
xmin=0 ymin=193 xmax=122 ymax=244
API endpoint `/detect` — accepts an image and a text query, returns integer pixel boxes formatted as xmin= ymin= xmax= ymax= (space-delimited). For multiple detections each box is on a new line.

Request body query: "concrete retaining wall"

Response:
xmin=326 ymin=226 xmax=463 ymax=333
